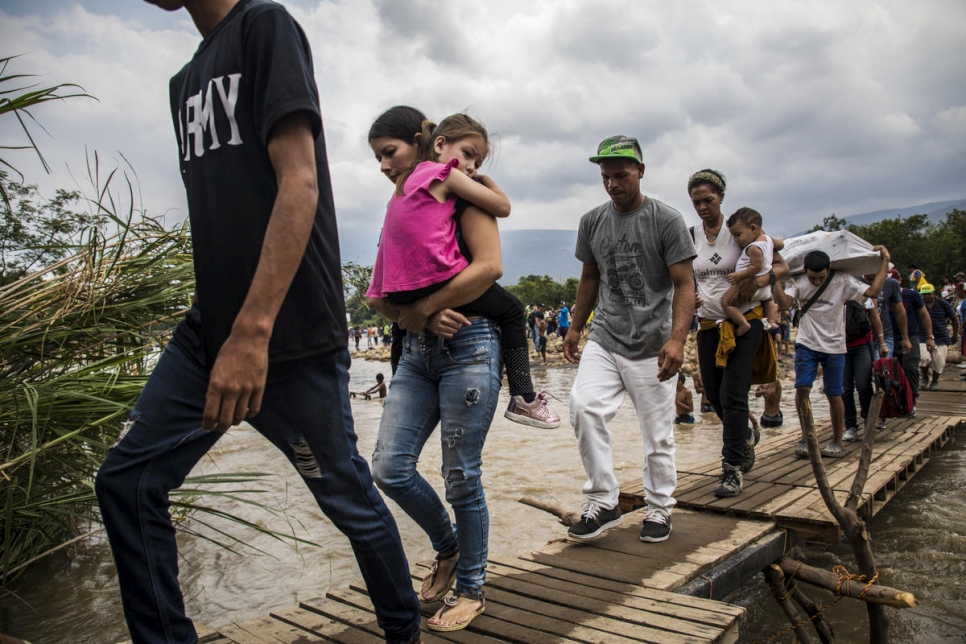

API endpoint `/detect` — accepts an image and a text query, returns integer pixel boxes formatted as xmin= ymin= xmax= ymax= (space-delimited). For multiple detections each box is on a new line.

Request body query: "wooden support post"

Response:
xmin=790 ymin=584 xmax=835 ymax=644
xmin=765 ymin=564 xmax=817 ymax=644
xmin=798 ymin=392 xmax=892 ymax=642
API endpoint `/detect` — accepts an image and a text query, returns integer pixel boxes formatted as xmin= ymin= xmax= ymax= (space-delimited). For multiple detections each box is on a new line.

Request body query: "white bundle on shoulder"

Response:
xmin=782 ymin=229 xmax=881 ymax=276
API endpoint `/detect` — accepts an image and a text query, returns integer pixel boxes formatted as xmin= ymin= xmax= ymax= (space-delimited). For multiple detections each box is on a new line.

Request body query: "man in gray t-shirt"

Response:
xmin=563 ymin=135 xmax=695 ymax=544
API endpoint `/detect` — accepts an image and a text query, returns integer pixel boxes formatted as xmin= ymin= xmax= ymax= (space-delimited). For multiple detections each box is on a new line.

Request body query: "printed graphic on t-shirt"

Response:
xmin=177 ymin=73 xmax=243 ymax=161
xmin=601 ymin=233 xmax=647 ymax=307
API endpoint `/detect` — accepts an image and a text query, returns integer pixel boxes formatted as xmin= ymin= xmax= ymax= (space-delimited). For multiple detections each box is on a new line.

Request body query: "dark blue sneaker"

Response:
xmin=639 ymin=507 xmax=671 ymax=543
xmin=567 ymin=502 xmax=621 ymax=541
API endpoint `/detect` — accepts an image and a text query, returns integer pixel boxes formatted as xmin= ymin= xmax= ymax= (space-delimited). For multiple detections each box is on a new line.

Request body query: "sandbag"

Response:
xmin=782 ymin=229 xmax=881 ymax=276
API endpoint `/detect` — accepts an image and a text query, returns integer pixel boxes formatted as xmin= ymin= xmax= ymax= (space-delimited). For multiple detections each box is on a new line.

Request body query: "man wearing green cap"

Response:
xmin=918 ymin=283 xmax=958 ymax=390
xmin=563 ymin=135 xmax=696 ymax=544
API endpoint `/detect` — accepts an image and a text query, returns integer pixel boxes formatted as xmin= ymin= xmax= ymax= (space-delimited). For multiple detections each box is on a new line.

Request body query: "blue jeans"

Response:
xmin=371 ymin=319 xmax=501 ymax=598
xmin=95 ymin=340 xmax=421 ymax=644
xmin=843 ymin=341 xmax=874 ymax=428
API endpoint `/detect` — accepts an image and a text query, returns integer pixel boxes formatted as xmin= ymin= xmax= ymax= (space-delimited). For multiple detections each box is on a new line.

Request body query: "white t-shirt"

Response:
xmin=693 ymin=227 xmax=753 ymax=321
xmin=785 ymin=272 xmax=869 ymax=354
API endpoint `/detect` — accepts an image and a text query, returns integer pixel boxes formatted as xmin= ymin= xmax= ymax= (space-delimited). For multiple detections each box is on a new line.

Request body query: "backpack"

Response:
xmin=845 ymin=300 xmax=873 ymax=342
xmin=873 ymin=357 xmax=914 ymax=418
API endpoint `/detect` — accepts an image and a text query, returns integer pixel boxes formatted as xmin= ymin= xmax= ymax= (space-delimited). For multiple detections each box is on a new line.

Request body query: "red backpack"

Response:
xmin=873 ymin=357 xmax=915 ymax=418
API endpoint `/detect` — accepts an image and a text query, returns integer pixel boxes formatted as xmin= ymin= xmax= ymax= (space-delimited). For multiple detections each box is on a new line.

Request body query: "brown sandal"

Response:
xmin=427 ymin=591 xmax=485 ymax=632
xmin=420 ymin=549 xmax=459 ymax=602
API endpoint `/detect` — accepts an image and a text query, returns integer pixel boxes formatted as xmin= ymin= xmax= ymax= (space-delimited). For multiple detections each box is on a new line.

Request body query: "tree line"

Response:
xmin=809 ymin=211 xmax=966 ymax=285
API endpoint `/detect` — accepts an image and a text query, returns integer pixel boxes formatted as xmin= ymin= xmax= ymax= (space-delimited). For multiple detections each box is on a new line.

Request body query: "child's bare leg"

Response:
xmin=722 ymin=284 xmax=751 ymax=336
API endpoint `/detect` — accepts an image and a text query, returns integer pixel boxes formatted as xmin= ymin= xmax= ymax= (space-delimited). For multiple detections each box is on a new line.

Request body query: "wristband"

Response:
xmin=768 ymin=269 xmax=777 ymax=286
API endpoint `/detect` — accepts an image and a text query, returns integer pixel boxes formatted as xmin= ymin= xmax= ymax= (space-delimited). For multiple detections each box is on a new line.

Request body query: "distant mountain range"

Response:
xmin=838 ymin=198 xmax=966 ymax=226
xmin=497 ymin=199 xmax=966 ymax=285
xmin=344 ymin=199 xmax=966 ymax=286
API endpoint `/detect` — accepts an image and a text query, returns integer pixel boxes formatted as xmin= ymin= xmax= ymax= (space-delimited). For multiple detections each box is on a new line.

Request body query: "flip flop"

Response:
xmin=420 ymin=549 xmax=459 ymax=603
xmin=427 ymin=592 xmax=485 ymax=632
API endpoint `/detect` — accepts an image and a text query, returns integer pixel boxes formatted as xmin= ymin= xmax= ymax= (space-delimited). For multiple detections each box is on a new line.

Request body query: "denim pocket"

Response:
xmin=444 ymin=335 xmax=493 ymax=366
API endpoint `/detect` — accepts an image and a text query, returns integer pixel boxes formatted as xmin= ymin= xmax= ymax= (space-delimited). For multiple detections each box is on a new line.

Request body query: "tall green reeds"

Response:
xmin=0 ymin=160 xmax=195 ymax=588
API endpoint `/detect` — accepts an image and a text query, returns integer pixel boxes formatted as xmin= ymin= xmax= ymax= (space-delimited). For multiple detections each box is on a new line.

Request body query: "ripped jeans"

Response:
xmin=96 ymin=340 xmax=421 ymax=644
xmin=371 ymin=319 xmax=502 ymax=598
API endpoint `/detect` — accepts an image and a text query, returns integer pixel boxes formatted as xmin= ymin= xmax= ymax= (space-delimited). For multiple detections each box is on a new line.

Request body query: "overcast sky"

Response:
xmin=2 ymin=0 xmax=965 ymax=264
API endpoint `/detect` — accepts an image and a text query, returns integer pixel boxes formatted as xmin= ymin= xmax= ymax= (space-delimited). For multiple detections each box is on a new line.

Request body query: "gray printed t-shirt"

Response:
xmin=575 ymin=197 xmax=696 ymax=360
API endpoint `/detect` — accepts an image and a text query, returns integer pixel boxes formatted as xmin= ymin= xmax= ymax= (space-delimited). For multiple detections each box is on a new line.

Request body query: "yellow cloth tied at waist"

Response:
xmin=698 ymin=305 xmax=777 ymax=384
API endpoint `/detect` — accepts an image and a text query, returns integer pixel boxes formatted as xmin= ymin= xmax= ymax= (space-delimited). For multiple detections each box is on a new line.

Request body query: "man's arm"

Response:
xmin=563 ymin=262 xmax=600 ymax=363
xmin=869 ymin=305 xmax=888 ymax=357
xmin=773 ymin=279 xmax=794 ymax=311
xmin=657 ymin=259 xmax=696 ymax=382
xmin=861 ymin=246 xmax=891 ymax=299
xmin=204 ymin=113 xmax=318 ymax=431
xmin=891 ymin=301 xmax=911 ymax=352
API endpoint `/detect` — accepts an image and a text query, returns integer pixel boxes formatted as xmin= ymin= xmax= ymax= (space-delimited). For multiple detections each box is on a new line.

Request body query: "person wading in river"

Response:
xmin=95 ymin=2 xmax=422 ymax=642
xmin=564 ymin=135 xmax=695 ymax=543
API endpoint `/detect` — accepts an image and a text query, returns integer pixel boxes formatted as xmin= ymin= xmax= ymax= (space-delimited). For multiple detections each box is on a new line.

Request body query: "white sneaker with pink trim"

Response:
xmin=504 ymin=392 xmax=561 ymax=429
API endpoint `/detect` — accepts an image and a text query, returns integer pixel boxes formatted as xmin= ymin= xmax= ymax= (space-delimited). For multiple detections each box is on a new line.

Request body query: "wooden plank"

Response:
xmin=493 ymin=557 xmax=744 ymax=619
xmin=271 ymin=606 xmax=384 ymax=643
xmin=328 ymin=587 xmax=589 ymax=643
xmin=484 ymin=562 xmax=738 ymax=639
xmin=478 ymin=583 xmax=712 ymax=644
xmin=227 ymin=616 xmax=318 ymax=644
xmin=486 ymin=561 xmax=739 ymax=627
xmin=216 ymin=623 xmax=277 ymax=644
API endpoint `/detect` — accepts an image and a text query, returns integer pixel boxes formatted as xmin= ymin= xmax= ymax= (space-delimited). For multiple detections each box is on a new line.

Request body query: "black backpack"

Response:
xmin=845 ymin=300 xmax=872 ymax=342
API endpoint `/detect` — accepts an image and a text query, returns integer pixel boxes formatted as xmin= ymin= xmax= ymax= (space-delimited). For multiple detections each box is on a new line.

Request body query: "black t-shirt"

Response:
xmin=169 ymin=0 xmax=346 ymax=365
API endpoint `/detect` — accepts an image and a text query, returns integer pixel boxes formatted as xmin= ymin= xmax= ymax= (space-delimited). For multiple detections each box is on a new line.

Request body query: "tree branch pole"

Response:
xmin=518 ymin=496 xmax=583 ymax=526
xmin=848 ymin=391 xmax=884 ymax=512
xmin=797 ymin=393 xmax=893 ymax=642
xmin=779 ymin=557 xmax=916 ymax=608
xmin=765 ymin=564 xmax=817 ymax=644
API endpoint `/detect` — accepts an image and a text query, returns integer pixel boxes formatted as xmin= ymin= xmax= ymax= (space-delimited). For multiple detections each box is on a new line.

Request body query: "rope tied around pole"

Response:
xmin=832 ymin=564 xmax=879 ymax=599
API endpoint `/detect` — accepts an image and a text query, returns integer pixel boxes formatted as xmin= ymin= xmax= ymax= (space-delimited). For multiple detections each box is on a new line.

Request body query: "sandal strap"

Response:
xmin=444 ymin=589 xmax=484 ymax=606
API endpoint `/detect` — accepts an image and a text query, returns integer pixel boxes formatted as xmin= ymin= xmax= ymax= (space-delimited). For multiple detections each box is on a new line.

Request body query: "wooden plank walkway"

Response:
xmin=620 ymin=372 xmax=966 ymax=542
xmin=177 ymin=509 xmax=765 ymax=643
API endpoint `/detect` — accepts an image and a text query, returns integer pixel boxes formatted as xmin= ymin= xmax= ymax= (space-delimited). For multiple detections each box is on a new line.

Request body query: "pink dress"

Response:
xmin=367 ymin=159 xmax=470 ymax=298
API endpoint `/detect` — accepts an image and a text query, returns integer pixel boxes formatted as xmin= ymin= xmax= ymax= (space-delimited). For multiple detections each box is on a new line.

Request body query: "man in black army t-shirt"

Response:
xmin=95 ymin=2 xmax=422 ymax=642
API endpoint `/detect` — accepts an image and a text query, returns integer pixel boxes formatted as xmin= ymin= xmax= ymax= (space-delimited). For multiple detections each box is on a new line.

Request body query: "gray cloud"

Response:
xmin=1 ymin=0 xmax=964 ymax=265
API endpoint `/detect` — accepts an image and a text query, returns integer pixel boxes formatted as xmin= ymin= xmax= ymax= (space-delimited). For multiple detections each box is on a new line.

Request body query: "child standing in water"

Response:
xmin=722 ymin=207 xmax=783 ymax=335
xmin=367 ymin=113 xmax=561 ymax=428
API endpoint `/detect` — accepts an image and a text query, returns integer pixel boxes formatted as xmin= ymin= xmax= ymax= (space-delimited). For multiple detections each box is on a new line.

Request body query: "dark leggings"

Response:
xmin=697 ymin=320 xmax=764 ymax=467
xmin=456 ymin=284 xmax=533 ymax=397
xmin=843 ymin=341 xmax=874 ymax=427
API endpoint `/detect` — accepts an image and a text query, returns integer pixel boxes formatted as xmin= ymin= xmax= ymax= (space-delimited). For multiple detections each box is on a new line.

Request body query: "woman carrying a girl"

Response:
xmin=365 ymin=107 xmax=537 ymax=631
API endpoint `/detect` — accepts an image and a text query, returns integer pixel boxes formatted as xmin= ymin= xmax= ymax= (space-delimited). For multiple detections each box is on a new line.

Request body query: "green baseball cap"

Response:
xmin=589 ymin=135 xmax=643 ymax=164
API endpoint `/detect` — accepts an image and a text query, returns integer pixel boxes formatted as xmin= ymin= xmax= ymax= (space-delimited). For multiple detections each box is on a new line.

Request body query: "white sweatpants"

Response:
xmin=570 ymin=340 xmax=677 ymax=514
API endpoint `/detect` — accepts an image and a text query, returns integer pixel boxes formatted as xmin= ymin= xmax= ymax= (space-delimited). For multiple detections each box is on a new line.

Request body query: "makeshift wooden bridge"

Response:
xmin=126 ymin=372 xmax=966 ymax=644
